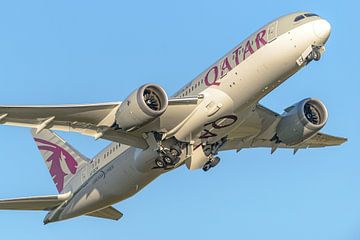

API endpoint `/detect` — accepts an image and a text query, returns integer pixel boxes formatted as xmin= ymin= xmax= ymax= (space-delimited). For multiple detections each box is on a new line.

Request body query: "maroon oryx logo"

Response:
xmin=34 ymin=138 xmax=78 ymax=192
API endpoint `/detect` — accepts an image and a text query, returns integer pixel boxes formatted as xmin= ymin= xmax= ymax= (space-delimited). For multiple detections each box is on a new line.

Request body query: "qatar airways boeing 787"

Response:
xmin=0 ymin=12 xmax=346 ymax=224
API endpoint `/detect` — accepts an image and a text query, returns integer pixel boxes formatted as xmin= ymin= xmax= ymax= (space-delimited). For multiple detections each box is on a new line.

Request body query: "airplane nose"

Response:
xmin=313 ymin=19 xmax=331 ymax=42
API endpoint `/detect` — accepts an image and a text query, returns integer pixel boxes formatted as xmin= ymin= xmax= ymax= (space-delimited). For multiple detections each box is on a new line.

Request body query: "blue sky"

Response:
xmin=0 ymin=0 xmax=358 ymax=239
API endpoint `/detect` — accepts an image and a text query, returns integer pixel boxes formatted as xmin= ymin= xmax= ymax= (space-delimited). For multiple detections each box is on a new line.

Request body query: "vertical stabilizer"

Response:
xmin=31 ymin=129 xmax=88 ymax=193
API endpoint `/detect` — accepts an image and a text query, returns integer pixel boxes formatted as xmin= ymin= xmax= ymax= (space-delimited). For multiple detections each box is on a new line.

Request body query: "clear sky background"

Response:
xmin=0 ymin=1 xmax=357 ymax=239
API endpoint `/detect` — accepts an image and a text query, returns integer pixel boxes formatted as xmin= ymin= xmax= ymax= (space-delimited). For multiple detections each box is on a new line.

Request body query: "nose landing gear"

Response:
xmin=307 ymin=48 xmax=321 ymax=62
xmin=297 ymin=45 xmax=324 ymax=66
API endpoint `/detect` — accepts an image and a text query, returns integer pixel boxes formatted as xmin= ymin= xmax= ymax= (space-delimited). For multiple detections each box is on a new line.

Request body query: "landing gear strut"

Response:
xmin=202 ymin=138 xmax=226 ymax=172
xmin=203 ymin=137 xmax=227 ymax=157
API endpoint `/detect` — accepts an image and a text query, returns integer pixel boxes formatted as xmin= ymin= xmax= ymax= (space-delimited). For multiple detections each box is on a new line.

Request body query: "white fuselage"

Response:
xmin=50 ymin=13 xmax=331 ymax=222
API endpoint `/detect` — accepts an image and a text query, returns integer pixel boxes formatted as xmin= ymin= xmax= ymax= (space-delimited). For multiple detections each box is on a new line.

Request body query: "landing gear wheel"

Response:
xmin=312 ymin=50 xmax=321 ymax=61
xmin=172 ymin=156 xmax=180 ymax=165
xmin=155 ymin=159 xmax=165 ymax=168
xmin=309 ymin=50 xmax=321 ymax=61
xmin=202 ymin=163 xmax=211 ymax=172
xmin=163 ymin=155 xmax=174 ymax=165
xmin=170 ymin=145 xmax=182 ymax=157
xmin=210 ymin=157 xmax=221 ymax=168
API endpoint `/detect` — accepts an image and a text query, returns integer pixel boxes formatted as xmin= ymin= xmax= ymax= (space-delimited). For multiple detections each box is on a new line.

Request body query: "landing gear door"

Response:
xmin=267 ymin=21 xmax=278 ymax=43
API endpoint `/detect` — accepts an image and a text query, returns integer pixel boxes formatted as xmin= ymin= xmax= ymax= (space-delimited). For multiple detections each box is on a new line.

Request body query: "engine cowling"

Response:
xmin=116 ymin=83 xmax=168 ymax=130
xmin=276 ymin=98 xmax=328 ymax=145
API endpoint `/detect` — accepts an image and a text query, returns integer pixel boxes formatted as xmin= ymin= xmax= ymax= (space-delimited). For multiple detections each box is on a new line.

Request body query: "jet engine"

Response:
xmin=276 ymin=98 xmax=328 ymax=145
xmin=116 ymin=84 xmax=168 ymax=130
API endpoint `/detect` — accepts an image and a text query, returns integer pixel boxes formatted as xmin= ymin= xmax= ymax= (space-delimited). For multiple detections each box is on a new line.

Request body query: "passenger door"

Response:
xmin=267 ymin=21 xmax=278 ymax=43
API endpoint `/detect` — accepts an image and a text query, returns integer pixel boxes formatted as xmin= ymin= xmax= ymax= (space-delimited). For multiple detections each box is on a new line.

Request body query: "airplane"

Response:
xmin=0 ymin=12 xmax=347 ymax=224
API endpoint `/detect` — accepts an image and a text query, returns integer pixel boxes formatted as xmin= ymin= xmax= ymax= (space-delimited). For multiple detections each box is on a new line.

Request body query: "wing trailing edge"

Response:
xmin=0 ymin=192 xmax=71 ymax=211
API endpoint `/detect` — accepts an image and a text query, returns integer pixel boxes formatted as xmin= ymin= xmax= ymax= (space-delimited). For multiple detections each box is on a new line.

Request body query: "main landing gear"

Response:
xmin=155 ymin=145 xmax=182 ymax=169
xmin=202 ymin=137 xmax=227 ymax=172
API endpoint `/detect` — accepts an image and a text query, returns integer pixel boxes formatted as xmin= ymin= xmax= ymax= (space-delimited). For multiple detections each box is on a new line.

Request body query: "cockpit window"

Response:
xmin=304 ymin=13 xmax=319 ymax=17
xmin=294 ymin=15 xmax=305 ymax=22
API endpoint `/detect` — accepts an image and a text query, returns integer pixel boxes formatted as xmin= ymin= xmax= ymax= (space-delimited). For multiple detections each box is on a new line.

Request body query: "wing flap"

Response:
xmin=86 ymin=206 xmax=123 ymax=221
xmin=0 ymin=192 xmax=71 ymax=211
xmin=223 ymin=132 xmax=347 ymax=151
xmin=297 ymin=132 xmax=348 ymax=148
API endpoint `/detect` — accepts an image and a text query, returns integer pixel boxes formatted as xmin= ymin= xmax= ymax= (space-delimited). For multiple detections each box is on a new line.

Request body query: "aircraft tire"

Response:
xmin=311 ymin=50 xmax=321 ymax=61
xmin=163 ymin=154 xmax=175 ymax=165
xmin=170 ymin=145 xmax=182 ymax=156
xmin=202 ymin=163 xmax=211 ymax=172
xmin=155 ymin=159 xmax=165 ymax=168
xmin=210 ymin=157 xmax=221 ymax=167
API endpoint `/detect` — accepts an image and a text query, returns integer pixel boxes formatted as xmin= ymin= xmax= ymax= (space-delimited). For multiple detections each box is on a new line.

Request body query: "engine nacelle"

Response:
xmin=116 ymin=84 xmax=168 ymax=130
xmin=276 ymin=98 xmax=328 ymax=145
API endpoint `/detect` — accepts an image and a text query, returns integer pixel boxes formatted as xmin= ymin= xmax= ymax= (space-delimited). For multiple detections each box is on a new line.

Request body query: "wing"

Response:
xmin=86 ymin=206 xmax=123 ymax=221
xmin=0 ymin=192 xmax=70 ymax=211
xmin=221 ymin=104 xmax=347 ymax=152
xmin=0 ymin=97 xmax=200 ymax=149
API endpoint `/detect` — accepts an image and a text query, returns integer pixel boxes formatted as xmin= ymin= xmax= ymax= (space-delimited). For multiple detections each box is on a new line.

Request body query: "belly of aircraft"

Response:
xmin=56 ymin=151 xmax=160 ymax=221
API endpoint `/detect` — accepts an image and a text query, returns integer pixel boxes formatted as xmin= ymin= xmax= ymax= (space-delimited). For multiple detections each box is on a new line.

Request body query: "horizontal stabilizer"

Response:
xmin=86 ymin=206 xmax=123 ymax=221
xmin=0 ymin=192 xmax=71 ymax=211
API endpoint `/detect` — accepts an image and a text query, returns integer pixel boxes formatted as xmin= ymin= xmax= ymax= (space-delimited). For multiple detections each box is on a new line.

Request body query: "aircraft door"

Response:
xmin=267 ymin=21 xmax=278 ymax=43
